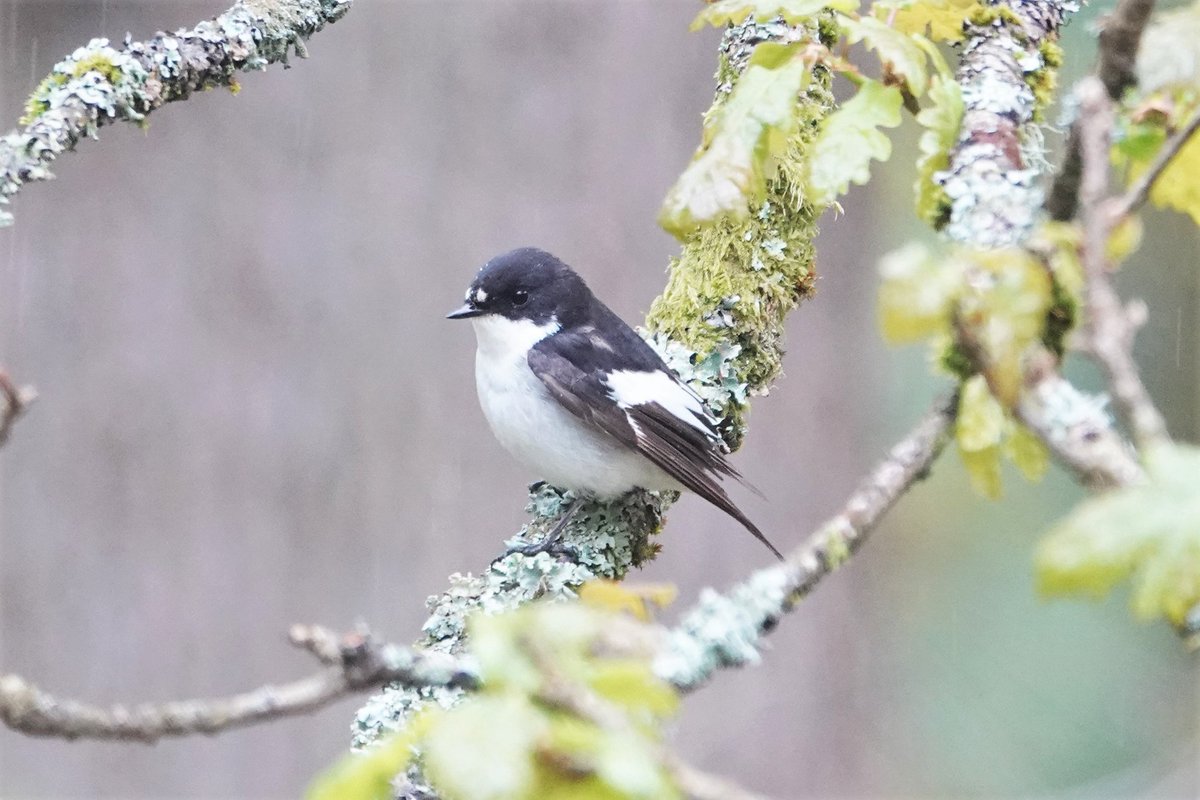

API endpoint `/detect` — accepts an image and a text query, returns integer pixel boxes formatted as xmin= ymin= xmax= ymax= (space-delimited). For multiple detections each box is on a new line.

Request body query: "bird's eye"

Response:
xmin=513 ymin=289 xmax=529 ymax=306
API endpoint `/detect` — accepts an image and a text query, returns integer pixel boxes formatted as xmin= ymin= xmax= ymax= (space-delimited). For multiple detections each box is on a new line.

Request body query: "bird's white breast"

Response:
xmin=469 ymin=315 xmax=679 ymax=497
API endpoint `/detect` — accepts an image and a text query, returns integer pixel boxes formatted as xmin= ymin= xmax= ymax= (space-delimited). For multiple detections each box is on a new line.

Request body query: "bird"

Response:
xmin=447 ymin=247 xmax=782 ymax=560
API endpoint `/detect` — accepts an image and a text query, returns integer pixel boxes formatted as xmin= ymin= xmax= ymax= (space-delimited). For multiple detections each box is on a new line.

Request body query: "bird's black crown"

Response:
xmin=451 ymin=247 xmax=593 ymax=325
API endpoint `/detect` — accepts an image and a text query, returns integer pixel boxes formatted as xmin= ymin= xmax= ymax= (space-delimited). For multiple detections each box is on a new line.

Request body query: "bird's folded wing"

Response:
xmin=526 ymin=332 xmax=742 ymax=499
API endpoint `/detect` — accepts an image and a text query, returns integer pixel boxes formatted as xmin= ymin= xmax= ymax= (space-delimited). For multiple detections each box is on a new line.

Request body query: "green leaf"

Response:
xmin=956 ymin=375 xmax=1004 ymax=500
xmin=914 ymin=75 xmax=963 ymax=224
xmin=595 ymin=731 xmax=677 ymax=798
xmin=1037 ymin=444 xmax=1200 ymax=625
xmin=805 ymin=79 xmax=902 ymax=206
xmin=957 ymin=248 xmax=1053 ymax=407
xmin=659 ymin=58 xmax=810 ymax=238
xmin=692 ymin=0 xmax=859 ymax=30
xmin=424 ymin=694 xmax=547 ymax=800
xmin=873 ymin=0 xmax=982 ymax=43
xmin=1004 ymin=422 xmax=1049 ymax=483
xmin=306 ymin=721 xmax=427 ymax=800
xmin=842 ymin=16 xmax=930 ymax=95
xmin=877 ymin=242 xmax=964 ymax=342
xmin=587 ymin=660 xmax=680 ymax=721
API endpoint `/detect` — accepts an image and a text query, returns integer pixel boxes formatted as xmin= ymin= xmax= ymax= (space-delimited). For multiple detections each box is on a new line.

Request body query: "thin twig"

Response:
xmin=1111 ymin=104 xmax=1200 ymax=219
xmin=659 ymin=395 xmax=956 ymax=691
xmin=0 ymin=369 xmax=36 ymax=448
xmin=667 ymin=756 xmax=776 ymax=800
xmin=0 ymin=625 xmax=476 ymax=743
xmin=1076 ymin=77 xmax=1170 ymax=450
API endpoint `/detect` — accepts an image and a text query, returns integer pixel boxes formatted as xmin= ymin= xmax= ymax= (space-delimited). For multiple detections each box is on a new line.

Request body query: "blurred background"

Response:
xmin=0 ymin=1 xmax=1196 ymax=797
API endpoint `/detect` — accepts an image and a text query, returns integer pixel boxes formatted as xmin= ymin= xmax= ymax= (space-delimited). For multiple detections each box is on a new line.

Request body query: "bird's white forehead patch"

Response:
xmin=473 ymin=287 xmax=488 ymax=303
xmin=470 ymin=315 xmax=559 ymax=360
xmin=605 ymin=370 xmax=711 ymax=433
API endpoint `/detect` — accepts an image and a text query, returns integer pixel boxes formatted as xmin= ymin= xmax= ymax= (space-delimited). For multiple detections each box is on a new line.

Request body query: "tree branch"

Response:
xmin=1047 ymin=0 xmax=1156 ymax=221
xmin=0 ymin=0 xmax=352 ymax=226
xmin=938 ymin=0 xmax=1077 ymax=247
xmin=1075 ymin=77 xmax=1170 ymax=451
xmin=0 ymin=369 xmax=35 ymax=448
xmin=0 ymin=625 xmax=476 ymax=743
xmin=657 ymin=394 xmax=957 ymax=692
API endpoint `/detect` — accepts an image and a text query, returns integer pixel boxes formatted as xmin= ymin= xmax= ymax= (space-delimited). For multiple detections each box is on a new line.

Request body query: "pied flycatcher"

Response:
xmin=447 ymin=247 xmax=782 ymax=560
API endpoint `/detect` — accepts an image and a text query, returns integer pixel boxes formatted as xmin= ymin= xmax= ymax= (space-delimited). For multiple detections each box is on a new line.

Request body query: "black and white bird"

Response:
xmin=447 ymin=247 xmax=782 ymax=560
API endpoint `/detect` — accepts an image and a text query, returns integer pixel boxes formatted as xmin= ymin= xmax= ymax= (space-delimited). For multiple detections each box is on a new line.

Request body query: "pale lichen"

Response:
xmin=1 ymin=0 xmax=352 ymax=226
xmin=935 ymin=0 xmax=1078 ymax=247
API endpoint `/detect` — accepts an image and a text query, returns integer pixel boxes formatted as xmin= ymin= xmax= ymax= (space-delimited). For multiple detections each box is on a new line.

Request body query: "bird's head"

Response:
xmin=447 ymin=247 xmax=589 ymax=327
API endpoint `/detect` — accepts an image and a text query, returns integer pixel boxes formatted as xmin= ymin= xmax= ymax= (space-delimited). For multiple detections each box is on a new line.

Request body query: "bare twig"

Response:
xmin=1111 ymin=104 xmax=1200 ymax=219
xmin=659 ymin=395 xmax=956 ymax=691
xmin=0 ymin=625 xmax=476 ymax=743
xmin=667 ymin=756 xmax=776 ymax=800
xmin=0 ymin=369 xmax=36 ymax=448
xmin=1076 ymin=77 xmax=1170 ymax=450
xmin=1047 ymin=0 xmax=1157 ymax=221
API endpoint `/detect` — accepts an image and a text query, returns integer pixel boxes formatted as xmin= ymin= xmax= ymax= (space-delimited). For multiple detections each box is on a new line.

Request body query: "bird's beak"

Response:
xmin=446 ymin=303 xmax=482 ymax=320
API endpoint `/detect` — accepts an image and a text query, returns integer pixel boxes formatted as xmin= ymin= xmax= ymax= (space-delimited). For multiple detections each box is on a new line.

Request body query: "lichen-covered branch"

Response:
xmin=353 ymin=17 xmax=835 ymax=764
xmin=938 ymin=0 xmax=1077 ymax=247
xmin=0 ymin=369 xmax=35 ymax=448
xmin=1074 ymin=78 xmax=1170 ymax=451
xmin=0 ymin=0 xmax=351 ymax=226
xmin=1015 ymin=348 xmax=1145 ymax=489
xmin=0 ymin=625 xmax=475 ymax=743
xmin=656 ymin=395 xmax=956 ymax=692
xmin=1047 ymin=0 xmax=1157 ymax=222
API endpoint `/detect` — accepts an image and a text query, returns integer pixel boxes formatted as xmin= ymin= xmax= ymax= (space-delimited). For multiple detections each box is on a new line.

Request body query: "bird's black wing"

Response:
xmin=527 ymin=329 xmax=782 ymax=560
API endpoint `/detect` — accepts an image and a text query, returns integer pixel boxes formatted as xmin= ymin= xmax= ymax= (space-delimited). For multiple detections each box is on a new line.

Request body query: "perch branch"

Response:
xmin=0 ymin=625 xmax=476 ymax=743
xmin=657 ymin=394 xmax=956 ymax=692
xmin=1075 ymin=77 xmax=1170 ymax=451
xmin=0 ymin=369 xmax=35 ymax=448
xmin=0 ymin=0 xmax=352 ymax=226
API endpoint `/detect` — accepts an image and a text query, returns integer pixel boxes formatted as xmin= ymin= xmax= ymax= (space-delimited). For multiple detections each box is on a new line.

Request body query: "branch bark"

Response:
xmin=657 ymin=394 xmax=957 ymax=692
xmin=0 ymin=0 xmax=352 ymax=226
xmin=938 ymin=0 xmax=1077 ymax=247
xmin=1046 ymin=0 xmax=1156 ymax=221
xmin=1075 ymin=77 xmax=1170 ymax=451
xmin=0 ymin=625 xmax=476 ymax=743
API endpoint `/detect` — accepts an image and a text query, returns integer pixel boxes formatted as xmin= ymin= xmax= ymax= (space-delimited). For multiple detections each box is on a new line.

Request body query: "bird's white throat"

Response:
xmin=469 ymin=314 xmax=560 ymax=362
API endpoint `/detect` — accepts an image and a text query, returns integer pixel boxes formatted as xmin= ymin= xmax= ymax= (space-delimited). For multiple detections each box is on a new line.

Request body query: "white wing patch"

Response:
xmin=605 ymin=369 xmax=712 ymax=434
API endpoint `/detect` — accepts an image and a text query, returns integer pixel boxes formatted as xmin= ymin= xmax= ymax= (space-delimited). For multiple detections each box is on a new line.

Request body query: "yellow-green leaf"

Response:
xmin=579 ymin=580 xmax=677 ymax=622
xmin=957 ymin=374 xmax=1004 ymax=452
xmin=692 ymin=0 xmax=859 ymax=30
xmin=306 ymin=719 xmax=429 ymax=800
xmin=960 ymin=444 xmax=1003 ymax=500
xmin=806 ymin=78 xmax=902 ymax=206
xmin=874 ymin=0 xmax=982 ymax=43
xmin=1004 ymin=421 xmax=1049 ymax=483
xmin=659 ymin=58 xmax=810 ymax=239
xmin=1037 ymin=444 xmax=1200 ymax=625
xmin=877 ymin=242 xmax=964 ymax=342
xmin=424 ymin=694 xmax=547 ymax=800
xmin=1141 ymin=128 xmax=1200 ymax=224
xmin=914 ymin=75 xmax=963 ymax=224
xmin=842 ymin=16 xmax=930 ymax=95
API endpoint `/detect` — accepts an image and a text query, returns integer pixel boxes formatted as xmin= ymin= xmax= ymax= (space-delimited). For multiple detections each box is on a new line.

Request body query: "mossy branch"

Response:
xmin=0 ymin=0 xmax=352 ymax=226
